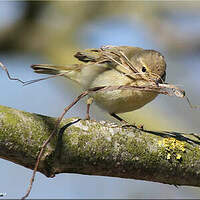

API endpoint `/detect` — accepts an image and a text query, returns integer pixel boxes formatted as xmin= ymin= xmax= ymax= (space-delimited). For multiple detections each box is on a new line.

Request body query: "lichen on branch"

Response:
xmin=0 ymin=104 xmax=200 ymax=187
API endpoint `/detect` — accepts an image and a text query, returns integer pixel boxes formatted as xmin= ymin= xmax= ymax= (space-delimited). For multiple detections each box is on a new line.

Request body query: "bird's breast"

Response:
xmin=89 ymin=70 xmax=158 ymax=114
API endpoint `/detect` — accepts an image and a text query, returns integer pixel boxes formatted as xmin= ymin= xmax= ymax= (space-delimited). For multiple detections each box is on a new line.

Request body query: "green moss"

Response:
xmin=0 ymin=106 xmax=57 ymax=158
xmin=43 ymin=151 xmax=56 ymax=176
xmin=2 ymin=104 xmax=200 ymax=184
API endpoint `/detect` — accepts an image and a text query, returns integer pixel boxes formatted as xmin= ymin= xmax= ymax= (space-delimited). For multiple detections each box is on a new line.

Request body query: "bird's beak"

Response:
xmin=156 ymin=71 xmax=166 ymax=84
xmin=161 ymin=71 xmax=166 ymax=81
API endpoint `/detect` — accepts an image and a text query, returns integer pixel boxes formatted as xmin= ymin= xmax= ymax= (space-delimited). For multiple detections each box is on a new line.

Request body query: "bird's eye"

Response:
xmin=142 ymin=66 xmax=146 ymax=72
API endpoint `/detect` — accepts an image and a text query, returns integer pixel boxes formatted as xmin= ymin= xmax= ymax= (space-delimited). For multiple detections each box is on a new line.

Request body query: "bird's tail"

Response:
xmin=31 ymin=64 xmax=81 ymax=83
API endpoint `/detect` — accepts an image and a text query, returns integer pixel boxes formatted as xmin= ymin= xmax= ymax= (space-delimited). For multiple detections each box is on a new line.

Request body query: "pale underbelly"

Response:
xmin=90 ymin=89 xmax=157 ymax=114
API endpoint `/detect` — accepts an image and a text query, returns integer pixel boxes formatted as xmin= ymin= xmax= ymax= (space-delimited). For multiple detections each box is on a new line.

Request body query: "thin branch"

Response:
xmin=0 ymin=62 xmax=26 ymax=84
xmin=21 ymin=91 xmax=89 ymax=199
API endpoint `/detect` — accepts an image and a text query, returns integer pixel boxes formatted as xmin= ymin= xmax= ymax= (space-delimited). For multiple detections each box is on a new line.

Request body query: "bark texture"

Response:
xmin=0 ymin=104 xmax=200 ymax=187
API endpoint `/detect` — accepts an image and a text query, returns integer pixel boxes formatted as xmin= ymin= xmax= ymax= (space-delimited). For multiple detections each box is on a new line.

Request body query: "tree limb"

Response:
xmin=0 ymin=104 xmax=200 ymax=187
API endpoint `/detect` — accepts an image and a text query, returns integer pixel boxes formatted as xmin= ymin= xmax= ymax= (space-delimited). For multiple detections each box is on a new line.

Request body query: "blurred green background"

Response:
xmin=1 ymin=1 xmax=200 ymax=198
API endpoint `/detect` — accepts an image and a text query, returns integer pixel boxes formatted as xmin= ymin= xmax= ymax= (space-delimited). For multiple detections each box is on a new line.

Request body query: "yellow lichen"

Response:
xmin=167 ymin=153 xmax=171 ymax=160
xmin=158 ymin=137 xmax=186 ymax=161
xmin=176 ymin=154 xmax=182 ymax=160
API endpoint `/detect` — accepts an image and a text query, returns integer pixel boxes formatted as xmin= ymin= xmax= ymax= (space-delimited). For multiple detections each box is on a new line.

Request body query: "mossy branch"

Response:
xmin=0 ymin=104 xmax=200 ymax=187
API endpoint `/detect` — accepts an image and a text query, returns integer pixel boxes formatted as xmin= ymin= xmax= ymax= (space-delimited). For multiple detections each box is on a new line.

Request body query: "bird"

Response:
xmin=31 ymin=45 xmax=166 ymax=121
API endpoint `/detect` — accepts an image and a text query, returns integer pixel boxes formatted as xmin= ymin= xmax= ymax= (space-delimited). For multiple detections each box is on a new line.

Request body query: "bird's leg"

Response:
xmin=110 ymin=113 xmax=127 ymax=123
xmin=110 ymin=113 xmax=140 ymax=129
xmin=85 ymin=97 xmax=94 ymax=120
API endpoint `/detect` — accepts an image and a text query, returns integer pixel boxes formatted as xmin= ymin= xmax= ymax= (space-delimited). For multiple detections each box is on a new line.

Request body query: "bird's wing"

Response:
xmin=74 ymin=46 xmax=143 ymax=65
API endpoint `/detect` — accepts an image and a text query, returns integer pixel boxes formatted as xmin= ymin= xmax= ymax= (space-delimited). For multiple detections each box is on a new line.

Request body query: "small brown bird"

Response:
xmin=31 ymin=45 xmax=166 ymax=120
